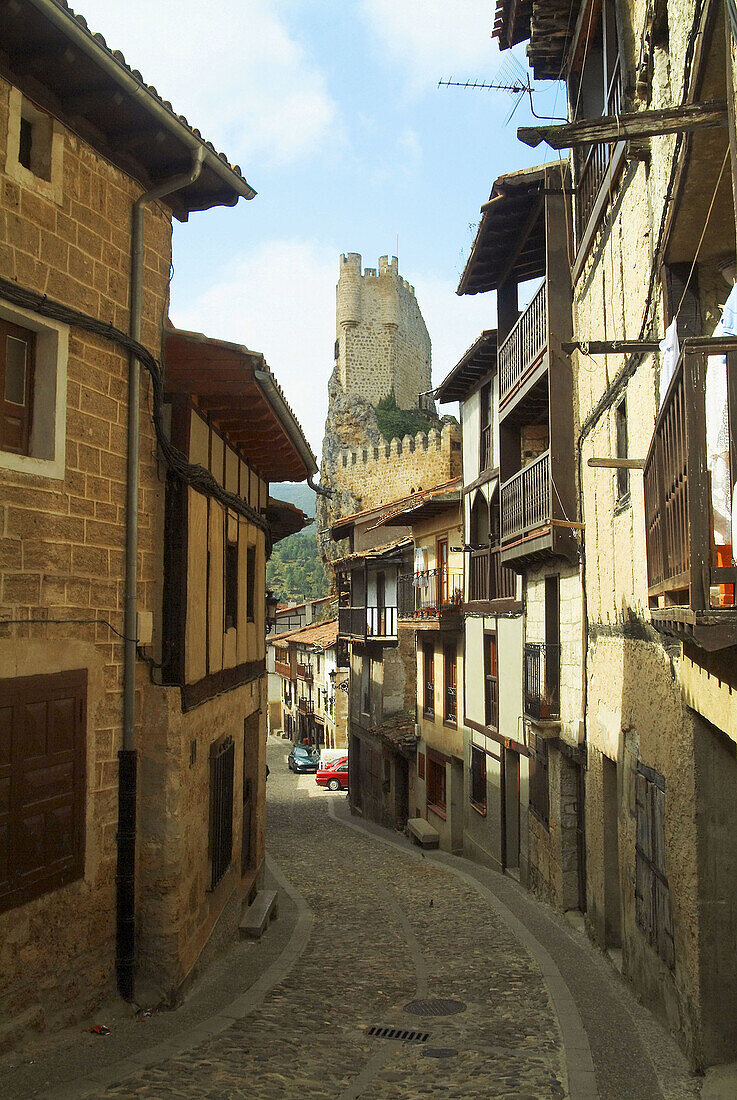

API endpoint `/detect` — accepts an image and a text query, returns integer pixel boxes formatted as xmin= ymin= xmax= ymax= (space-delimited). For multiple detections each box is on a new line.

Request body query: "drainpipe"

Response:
xmin=117 ymin=147 xmax=205 ymax=1002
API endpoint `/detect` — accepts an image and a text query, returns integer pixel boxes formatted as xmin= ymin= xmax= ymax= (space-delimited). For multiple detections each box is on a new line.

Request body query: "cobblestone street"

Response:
xmin=1 ymin=736 xmax=701 ymax=1099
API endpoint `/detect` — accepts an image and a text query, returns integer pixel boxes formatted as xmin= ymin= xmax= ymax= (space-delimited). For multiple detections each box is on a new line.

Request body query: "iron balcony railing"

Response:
xmin=424 ymin=678 xmax=435 ymax=716
xmin=484 ymin=676 xmax=498 ymax=730
xmin=445 ymin=683 xmax=457 ymax=724
xmin=573 ymin=59 xmax=624 ymax=247
xmin=298 ymin=697 xmax=314 ymax=715
xmin=339 ymin=604 xmax=397 ymax=640
xmin=524 ymin=642 xmax=561 ymax=721
xmin=498 ymin=281 xmax=548 ymax=407
xmin=468 ymin=547 xmax=517 ymax=602
xmin=644 ymin=342 xmax=737 ymax=614
xmin=296 ymin=662 xmax=313 ymax=683
xmin=501 ymin=450 xmax=551 ymax=542
xmin=398 ymin=569 xmax=464 ymax=619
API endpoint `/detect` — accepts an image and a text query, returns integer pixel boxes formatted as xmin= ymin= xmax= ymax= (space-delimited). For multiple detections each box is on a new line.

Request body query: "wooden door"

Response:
xmin=436 ymin=538 xmax=449 ymax=605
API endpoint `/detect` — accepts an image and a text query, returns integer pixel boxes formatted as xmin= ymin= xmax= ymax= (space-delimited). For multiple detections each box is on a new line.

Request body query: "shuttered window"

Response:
xmin=470 ymin=746 xmax=487 ymax=812
xmin=427 ymin=752 xmax=447 ymax=817
xmin=635 ymin=765 xmax=675 ymax=968
xmin=0 ymin=319 xmax=35 ymax=456
xmin=0 ymin=670 xmax=86 ymax=914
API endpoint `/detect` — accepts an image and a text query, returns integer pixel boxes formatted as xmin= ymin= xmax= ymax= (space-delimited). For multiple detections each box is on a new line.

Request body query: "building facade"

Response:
xmin=269 ymin=619 xmax=347 ymax=751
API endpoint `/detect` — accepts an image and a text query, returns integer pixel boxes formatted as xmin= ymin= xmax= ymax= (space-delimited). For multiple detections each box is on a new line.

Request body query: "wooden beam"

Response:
xmin=563 ymin=339 xmax=661 ymax=353
xmin=587 ymin=457 xmax=646 ymax=469
xmin=518 ymin=100 xmax=728 ymax=149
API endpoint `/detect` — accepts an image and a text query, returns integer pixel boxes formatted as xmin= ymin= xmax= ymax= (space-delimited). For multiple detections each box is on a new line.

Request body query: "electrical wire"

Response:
xmin=0 ymin=275 xmax=272 ymax=549
xmin=0 ymin=617 xmax=129 ymax=639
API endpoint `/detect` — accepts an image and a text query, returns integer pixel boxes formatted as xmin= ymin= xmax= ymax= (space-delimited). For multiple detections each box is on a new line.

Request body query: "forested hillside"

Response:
xmin=267 ymin=483 xmax=329 ymax=604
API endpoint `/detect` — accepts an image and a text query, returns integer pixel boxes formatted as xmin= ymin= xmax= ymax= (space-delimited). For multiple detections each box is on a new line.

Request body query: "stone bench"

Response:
xmin=239 ymin=889 xmax=279 ymax=939
xmin=406 ymin=817 xmax=440 ymax=849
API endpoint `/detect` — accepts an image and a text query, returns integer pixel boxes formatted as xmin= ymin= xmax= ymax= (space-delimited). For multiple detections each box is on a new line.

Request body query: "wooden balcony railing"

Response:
xmin=644 ymin=343 xmax=737 ymax=635
xmin=498 ymin=281 xmax=547 ymax=407
xmin=524 ymin=642 xmax=561 ymax=721
xmin=339 ymin=605 xmax=397 ymax=640
xmin=468 ymin=548 xmax=517 ymax=602
xmin=501 ymin=450 xmax=550 ymax=542
xmin=274 ymin=659 xmax=292 ymax=679
xmin=296 ymin=662 xmax=313 ymax=683
xmin=573 ymin=60 xmax=623 ymax=247
xmin=398 ymin=570 xmax=464 ymax=619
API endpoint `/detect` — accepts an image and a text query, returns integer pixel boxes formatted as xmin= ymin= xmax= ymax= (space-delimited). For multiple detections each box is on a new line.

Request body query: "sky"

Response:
xmin=84 ymin=0 xmax=562 ymax=458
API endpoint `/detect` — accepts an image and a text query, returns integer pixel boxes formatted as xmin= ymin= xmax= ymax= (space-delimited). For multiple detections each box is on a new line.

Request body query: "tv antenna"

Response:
xmin=438 ymin=57 xmax=566 ymax=123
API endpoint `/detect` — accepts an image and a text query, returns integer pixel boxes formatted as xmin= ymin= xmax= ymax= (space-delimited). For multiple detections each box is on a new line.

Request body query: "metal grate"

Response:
xmin=209 ymin=734 xmax=235 ymax=890
xmin=367 ymin=1025 xmax=429 ymax=1043
xmin=423 ymin=1048 xmax=458 ymax=1059
xmin=403 ymin=998 xmax=467 ymax=1017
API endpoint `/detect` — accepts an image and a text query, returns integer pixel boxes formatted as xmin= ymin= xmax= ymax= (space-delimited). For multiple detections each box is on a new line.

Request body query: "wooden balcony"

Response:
xmin=338 ymin=605 xmax=398 ymax=642
xmin=274 ymin=659 xmax=292 ymax=678
xmin=467 ymin=548 xmax=517 ymax=606
xmin=499 ymin=449 xmax=578 ymax=569
xmin=644 ymin=342 xmax=737 ymax=650
xmin=298 ymin=697 xmax=314 ymax=715
xmin=398 ymin=570 xmax=463 ymax=630
xmin=498 ymin=281 xmax=547 ymax=410
xmin=573 ymin=60 xmax=625 ymax=257
xmin=296 ymin=662 xmax=313 ymax=683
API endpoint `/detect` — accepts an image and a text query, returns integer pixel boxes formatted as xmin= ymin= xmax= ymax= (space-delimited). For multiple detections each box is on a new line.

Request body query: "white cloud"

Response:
xmin=360 ymin=0 xmax=496 ymax=91
xmin=83 ymin=0 xmax=338 ymax=166
xmin=170 ymin=239 xmax=338 ymax=457
xmin=412 ymin=273 xmax=495 ymax=393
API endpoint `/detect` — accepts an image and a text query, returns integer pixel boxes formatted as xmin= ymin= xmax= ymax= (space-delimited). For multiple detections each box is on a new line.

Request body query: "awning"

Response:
xmin=436 ymin=331 xmax=497 ymax=403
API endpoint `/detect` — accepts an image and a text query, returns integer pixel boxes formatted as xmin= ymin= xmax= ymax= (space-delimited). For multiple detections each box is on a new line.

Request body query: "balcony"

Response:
xmin=398 ymin=569 xmax=463 ymax=630
xmin=644 ymin=342 xmax=737 ymax=650
xmin=524 ymin=642 xmax=560 ymax=722
xmin=274 ymin=659 xmax=292 ymax=679
xmin=296 ymin=662 xmax=313 ymax=683
xmin=573 ymin=61 xmax=625 ymax=256
xmin=467 ymin=547 xmax=517 ymax=605
xmin=338 ymin=605 xmax=398 ymax=642
xmin=298 ymin=697 xmax=314 ymax=715
xmin=498 ymin=281 xmax=547 ymax=410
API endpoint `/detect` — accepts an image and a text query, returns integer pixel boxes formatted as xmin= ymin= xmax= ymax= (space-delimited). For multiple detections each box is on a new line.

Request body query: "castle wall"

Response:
xmin=336 ymin=254 xmax=431 ymax=410
xmin=332 ymin=423 xmax=461 ymax=515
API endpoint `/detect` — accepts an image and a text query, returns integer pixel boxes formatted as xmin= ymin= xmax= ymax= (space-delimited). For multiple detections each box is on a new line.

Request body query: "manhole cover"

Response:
xmin=423 ymin=1048 xmax=458 ymax=1059
xmin=403 ymin=998 xmax=466 ymax=1017
xmin=368 ymin=1025 xmax=429 ymax=1043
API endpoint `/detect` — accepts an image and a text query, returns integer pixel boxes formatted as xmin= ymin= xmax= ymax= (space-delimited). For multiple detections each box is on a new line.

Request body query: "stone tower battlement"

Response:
xmin=335 ymin=253 xmax=431 ymax=410
xmin=331 ymin=422 xmax=461 ymax=515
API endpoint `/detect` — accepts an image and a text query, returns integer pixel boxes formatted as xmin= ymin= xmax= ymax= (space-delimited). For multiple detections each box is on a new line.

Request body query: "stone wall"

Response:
xmin=336 ymin=253 xmax=431 ymax=410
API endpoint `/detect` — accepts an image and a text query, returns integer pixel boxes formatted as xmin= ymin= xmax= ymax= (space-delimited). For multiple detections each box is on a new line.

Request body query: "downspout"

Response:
xmin=117 ymin=147 xmax=205 ymax=1002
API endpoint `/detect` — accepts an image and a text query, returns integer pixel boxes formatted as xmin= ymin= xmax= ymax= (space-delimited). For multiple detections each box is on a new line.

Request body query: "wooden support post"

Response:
xmin=684 ymin=350 xmax=710 ymax=611
xmin=518 ymin=101 xmax=728 ymax=149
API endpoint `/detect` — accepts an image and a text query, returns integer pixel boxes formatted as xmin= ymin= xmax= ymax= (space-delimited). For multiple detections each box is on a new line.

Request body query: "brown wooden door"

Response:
xmin=436 ymin=538 xmax=449 ymax=605
xmin=0 ymin=670 xmax=86 ymax=914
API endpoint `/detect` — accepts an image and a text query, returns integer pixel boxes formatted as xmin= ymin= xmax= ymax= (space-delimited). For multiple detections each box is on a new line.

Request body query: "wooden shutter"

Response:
xmin=0 ymin=670 xmax=86 ymax=914
xmin=0 ymin=319 xmax=35 ymax=456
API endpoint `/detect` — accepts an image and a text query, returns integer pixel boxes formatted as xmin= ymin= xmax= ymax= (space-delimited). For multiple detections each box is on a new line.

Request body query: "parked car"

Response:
xmin=315 ymin=757 xmax=349 ymax=791
xmin=288 ymin=745 xmax=320 ymax=773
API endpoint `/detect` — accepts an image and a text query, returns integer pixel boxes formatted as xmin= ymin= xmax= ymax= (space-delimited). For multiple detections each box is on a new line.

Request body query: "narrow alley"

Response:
xmin=1 ymin=736 xmax=700 ymax=1100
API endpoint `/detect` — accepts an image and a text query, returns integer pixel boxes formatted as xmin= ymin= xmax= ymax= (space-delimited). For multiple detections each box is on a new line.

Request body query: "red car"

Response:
xmin=315 ymin=757 xmax=349 ymax=791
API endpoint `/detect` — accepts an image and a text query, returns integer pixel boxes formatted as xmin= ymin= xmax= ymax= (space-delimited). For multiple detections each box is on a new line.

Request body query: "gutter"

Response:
xmin=117 ymin=148 xmax=205 ymax=1003
xmin=254 ymin=368 xmax=318 ymax=478
xmin=27 ymin=0 xmax=256 ymax=202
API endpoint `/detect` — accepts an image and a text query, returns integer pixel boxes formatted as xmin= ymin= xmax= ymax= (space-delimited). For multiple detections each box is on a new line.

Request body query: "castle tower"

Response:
xmin=335 ymin=254 xmax=432 ymax=410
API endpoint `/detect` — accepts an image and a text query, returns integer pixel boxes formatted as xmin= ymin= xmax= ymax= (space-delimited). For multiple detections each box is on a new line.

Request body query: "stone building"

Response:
xmin=0 ymin=2 xmax=315 ymax=1044
xmin=268 ymin=619 xmax=347 ymax=751
xmin=494 ymin=0 xmax=737 ymax=1070
xmin=335 ymin=253 xmax=431 ymax=410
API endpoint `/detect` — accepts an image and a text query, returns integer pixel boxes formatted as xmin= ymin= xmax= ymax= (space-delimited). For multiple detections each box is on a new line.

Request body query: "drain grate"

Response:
xmin=422 ymin=1048 xmax=458 ymax=1059
xmin=403 ymin=998 xmax=467 ymax=1017
xmin=368 ymin=1025 xmax=430 ymax=1043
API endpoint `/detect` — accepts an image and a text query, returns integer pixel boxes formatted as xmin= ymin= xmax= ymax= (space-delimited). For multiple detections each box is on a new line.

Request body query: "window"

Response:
xmin=16 ymin=102 xmax=52 ymax=181
xmin=427 ymin=753 xmax=447 ymax=816
xmin=6 ymin=90 xmax=63 ymax=204
xmin=361 ymin=654 xmax=371 ymax=715
xmin=0 ymin=670 xmax=87 ymax=914
xmin=480 ymin=381 xmax=492 ymax=473
xmin=224 ymin=538 xmax=238 ymax=631
xmin=246 ymin=545 xmax=256 ymax=622
xmin=209 ymin=734 xmax=235 ymax=890
xmin=0 ymin=319 xmax=35 ymax=456
xmin=418 ymin=751 xmax=426 ymax=780
xmin=615 ymin=397 xmax=629 ymax=503
xmin=444 ymin=644 xmax=457 ymax=724
xmin=636 ymin=765 xmax=674 ymax=968
xmin=470 ymin=746 xmax=487 ymax=812
xmin=423 ymin=641 xmax=434 ymax=716
xmin=484 ymin=634 xmax=498 ymax=728
xmin=529 ymin=731 xmax=549 ymax=827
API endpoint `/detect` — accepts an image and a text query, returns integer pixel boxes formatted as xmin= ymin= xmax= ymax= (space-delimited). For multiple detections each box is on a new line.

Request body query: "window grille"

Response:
xmin=209 ymin=735 xmax=235 ymax=890
xmin=224 ymin=538 xmax=238 ymax=631
xmin=470 ymin=746 xmax=486 ymax=812
xmin=444 ymin=644 xmax=457 ymax=724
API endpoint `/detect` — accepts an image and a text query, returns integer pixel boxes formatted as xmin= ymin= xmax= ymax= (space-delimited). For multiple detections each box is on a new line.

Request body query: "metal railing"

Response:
xmin=498 ymin=281 xmax=547 ymax=406
xmin=468 ymin=547 xmax=517 ymax=602
xmin=424 ymin=678 xmax=435 ymax=716
xmin=574 ymin=60 xmax=623 ymax=246
xmin=445 ymin=683 xmax=457 ymax=724
xmin=484 ymin=676 xmax=498 ymax=729
xmin=398 ymin=569 xmax=464 ymax=619
xmin=644 ymin=343 xmax=737 ymax=611
xmin=524 ymin=642 xmax=561 ymax=720
xmin=480 ymin=423 xmax=493 ymax=473
xmin=501 ymin=450 xmax=551 ymax=542
xmin=298 ymin=697 xmax=314 ymax=714
xmin=209 ymin=735 xmax=234 ymax=890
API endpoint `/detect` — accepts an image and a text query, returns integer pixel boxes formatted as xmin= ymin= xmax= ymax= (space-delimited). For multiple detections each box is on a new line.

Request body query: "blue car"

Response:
xmin=288 ymin=745 xmax=320 ymax=773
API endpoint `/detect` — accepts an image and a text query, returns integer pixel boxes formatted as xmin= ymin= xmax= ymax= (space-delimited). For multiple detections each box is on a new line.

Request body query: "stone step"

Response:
xmin=239 ymin=888 xmax=279 ymax=939
xmin=406 ymin=817 xmax=440 ymax=849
